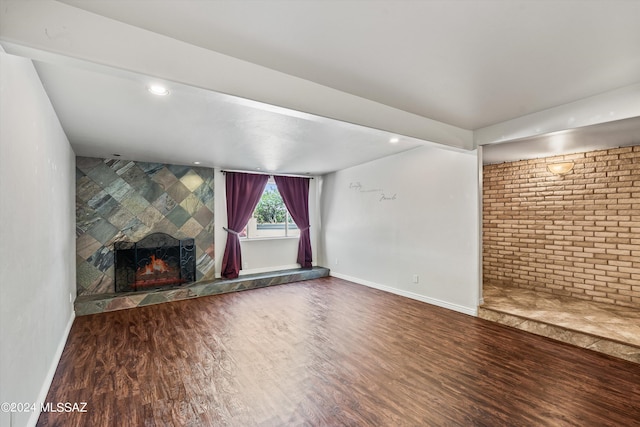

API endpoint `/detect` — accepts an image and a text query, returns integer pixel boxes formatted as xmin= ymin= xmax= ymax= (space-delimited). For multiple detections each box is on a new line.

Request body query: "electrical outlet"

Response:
xmin=335 ymin=258 xmax=339 ymax=265
xmin=69 ymin=292 xmax=73 ymax=303
xmin=412 ymin=274 xmax=419 ymax=284
xmin=242 ymin=262 xmax=248 ymax=269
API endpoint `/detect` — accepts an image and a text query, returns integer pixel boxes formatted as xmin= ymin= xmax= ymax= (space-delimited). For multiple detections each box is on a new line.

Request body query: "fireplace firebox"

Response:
xmin=114 ymin=233 xmax=196 ymax=292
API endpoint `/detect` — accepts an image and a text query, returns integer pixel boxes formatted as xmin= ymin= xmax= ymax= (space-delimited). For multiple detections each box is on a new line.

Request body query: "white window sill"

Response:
xmin=240 ymin=236 xmax=299 ymax=242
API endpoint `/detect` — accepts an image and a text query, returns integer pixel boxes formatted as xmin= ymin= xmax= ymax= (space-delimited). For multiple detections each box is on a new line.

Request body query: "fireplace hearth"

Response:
xmin=114 ymin=233 xmax=196 ymax=292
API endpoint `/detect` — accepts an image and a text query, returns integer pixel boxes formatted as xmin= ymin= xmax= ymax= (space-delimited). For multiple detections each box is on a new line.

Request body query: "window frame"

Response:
xmin=242 ymin=178 xmax=299 ymax=240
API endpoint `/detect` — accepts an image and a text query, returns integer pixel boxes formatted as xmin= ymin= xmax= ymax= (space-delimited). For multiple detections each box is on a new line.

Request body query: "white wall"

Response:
xmin=0 ymin=50 xmax=76 ymax=427
xmin=214 ymin=169 xmax=319 ymax=276
xmin=320 ymin=144 xmax=479 ymax=315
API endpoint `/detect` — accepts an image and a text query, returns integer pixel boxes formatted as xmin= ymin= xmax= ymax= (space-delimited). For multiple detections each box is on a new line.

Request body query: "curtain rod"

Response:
xmin=220 ymin=169 xmax=314 ymax=179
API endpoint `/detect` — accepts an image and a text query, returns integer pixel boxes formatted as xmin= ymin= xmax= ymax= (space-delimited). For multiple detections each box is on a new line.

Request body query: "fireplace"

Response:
xmin=114 ymin=233 xmax=196 ymax=292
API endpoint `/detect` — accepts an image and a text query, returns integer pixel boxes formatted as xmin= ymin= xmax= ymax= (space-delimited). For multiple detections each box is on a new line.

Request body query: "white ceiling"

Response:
xmin=59 ymin=0 xmax=640 ymax=129
xmin=4 ymin=0 xmax=640 ymax=174
xmin=33 ymin=59 xmax=426 ymax=175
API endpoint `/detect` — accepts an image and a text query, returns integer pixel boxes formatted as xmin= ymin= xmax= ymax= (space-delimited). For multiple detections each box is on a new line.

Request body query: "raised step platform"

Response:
xmin=479 ymin=284 xmax=640 ymax=364
xmin=75 ymin=267 xmax=330 ymax=316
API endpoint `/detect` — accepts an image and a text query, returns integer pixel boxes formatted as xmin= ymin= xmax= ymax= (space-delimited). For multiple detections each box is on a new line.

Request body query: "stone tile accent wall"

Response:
xmin=76 ymin=157 xmax=214 ymax=295
xmin=483 ymin=145 xmax=640 ymax=308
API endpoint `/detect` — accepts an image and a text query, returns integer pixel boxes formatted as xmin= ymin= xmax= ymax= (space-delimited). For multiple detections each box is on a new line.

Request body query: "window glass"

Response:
xmin=245 ymin=179 xmax=299 ymax=238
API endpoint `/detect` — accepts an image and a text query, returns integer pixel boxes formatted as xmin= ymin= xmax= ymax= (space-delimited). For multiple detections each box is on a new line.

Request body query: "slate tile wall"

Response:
xmin=75 ymin=157 xmax=215 ymax=295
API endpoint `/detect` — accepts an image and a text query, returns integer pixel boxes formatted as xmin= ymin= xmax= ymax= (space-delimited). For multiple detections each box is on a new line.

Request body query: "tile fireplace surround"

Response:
xmin=75 ymin=157 xmax=215 ymax=296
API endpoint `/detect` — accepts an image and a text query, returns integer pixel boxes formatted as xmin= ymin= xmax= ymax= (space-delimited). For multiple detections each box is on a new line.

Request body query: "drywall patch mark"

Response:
xmin=44 ymin=25 xmax=72 ymax=47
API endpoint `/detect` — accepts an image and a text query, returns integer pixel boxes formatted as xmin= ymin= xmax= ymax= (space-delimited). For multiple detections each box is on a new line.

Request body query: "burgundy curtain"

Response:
xmin=221 ymin=172 xmax=268 ymax=278
xmin=274 ymin=175 xmax=312 ymax=268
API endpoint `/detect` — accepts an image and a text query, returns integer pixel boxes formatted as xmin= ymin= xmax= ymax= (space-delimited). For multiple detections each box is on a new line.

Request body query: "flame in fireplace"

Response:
xmin=139 ymin=255 xmax=170 ymax=276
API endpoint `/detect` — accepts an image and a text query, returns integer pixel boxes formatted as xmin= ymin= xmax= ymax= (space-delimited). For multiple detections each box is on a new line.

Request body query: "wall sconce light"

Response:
xmin=547 ymin=161 xmax=575 ymax=175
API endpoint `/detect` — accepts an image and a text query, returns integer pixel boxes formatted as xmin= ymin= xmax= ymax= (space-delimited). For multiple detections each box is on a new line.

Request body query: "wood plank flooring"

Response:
xmin=38 ymin=277 xmax=640 ymax=426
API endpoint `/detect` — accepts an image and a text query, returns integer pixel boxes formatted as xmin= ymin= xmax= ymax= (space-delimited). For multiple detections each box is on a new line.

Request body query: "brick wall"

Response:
xmin=483 ymin=145 xmax=640 ymax=308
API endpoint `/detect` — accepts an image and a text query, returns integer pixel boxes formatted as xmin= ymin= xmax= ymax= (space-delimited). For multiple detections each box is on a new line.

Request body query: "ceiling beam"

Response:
xmin=0 ymin=0 xmax=473 ymax=150
xmin=475 ymin=83 xmax=640 ymax=146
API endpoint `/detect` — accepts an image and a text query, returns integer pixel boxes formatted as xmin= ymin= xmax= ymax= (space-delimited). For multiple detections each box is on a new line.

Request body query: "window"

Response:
xmin=243 ymin=178 xmax=299 ymax=239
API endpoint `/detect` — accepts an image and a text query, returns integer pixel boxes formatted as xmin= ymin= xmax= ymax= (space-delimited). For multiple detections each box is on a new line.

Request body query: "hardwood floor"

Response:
xmin=38 ymin=277 xmax=640 ymax=426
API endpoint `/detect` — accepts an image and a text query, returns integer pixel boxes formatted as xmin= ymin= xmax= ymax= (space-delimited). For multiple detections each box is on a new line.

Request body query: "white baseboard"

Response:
xmin=27 ymin=311 xmax=75 ymax=427
xmin=330 ymin=272 xmax=478 ymax=317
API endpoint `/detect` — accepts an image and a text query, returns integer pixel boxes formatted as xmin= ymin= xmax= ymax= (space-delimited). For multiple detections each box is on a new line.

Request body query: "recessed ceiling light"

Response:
xmin=193 ymin=161 xmax=201 ymax=165
xmin=112 ymin=153 xmax=121 ymax=157
xmin=147 ymin=84 xmax=169 ymax=96
xmin=389 ymin=137 xmax=400 ymax=144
